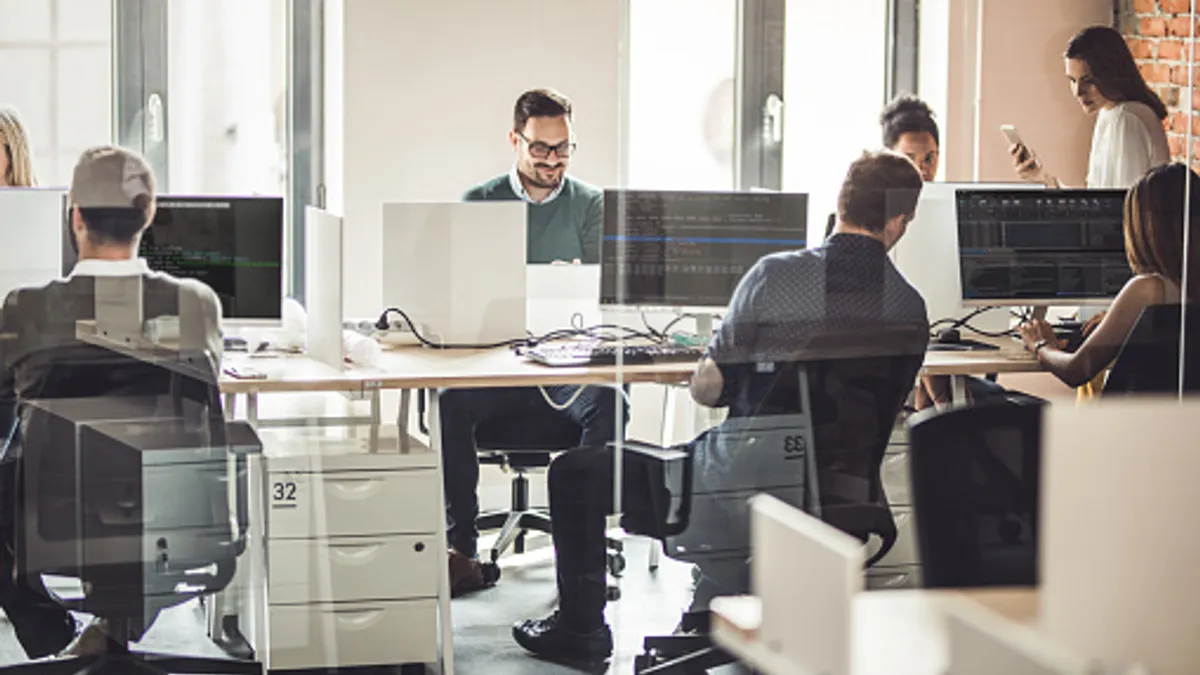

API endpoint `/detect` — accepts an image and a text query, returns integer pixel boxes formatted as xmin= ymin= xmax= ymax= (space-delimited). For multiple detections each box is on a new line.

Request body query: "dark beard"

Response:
xmin=520 ymin=164 xmax=563 ymax=190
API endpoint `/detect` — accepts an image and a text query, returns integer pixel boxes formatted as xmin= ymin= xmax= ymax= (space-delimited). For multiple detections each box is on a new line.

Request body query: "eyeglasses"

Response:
xmin=517 ymin=132 xmax=576 ymax=159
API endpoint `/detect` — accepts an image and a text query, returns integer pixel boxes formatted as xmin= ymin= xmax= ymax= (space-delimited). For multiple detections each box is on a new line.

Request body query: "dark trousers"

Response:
xmin=438 ymin=385 xmax=627 ymax=557
xmin=0 ymin=460 xmax=76 ymax=659
xmin=546 ymin=445 xmax=662 ymax=631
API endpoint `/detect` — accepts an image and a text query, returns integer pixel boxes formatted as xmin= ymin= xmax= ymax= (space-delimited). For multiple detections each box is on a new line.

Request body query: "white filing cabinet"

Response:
xmin=256 ymin=431 xmax=442 ymax=671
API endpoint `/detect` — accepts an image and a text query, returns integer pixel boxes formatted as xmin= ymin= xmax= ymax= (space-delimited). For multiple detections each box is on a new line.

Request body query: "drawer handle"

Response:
xmin=329 ymin=543 xmax=382 ymax=564
xmin=326 ymin=478 xmax=382 ymax=499
xmin=331 ymin=608 xmax=384 ymax=629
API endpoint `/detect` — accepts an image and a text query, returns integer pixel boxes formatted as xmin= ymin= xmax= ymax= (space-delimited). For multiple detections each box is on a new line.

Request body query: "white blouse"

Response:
xmin=1086 ymin=101 xmax=1171 ymax=189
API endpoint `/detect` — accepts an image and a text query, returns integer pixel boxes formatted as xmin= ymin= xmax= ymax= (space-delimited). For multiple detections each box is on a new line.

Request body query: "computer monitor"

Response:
xmin=600 ymin=189 xmax=808 ymax=310
xmin=956 ymin=188 xmax=1129 ymax=306
xmin=63 ymin=195 xmax=285 ymax=321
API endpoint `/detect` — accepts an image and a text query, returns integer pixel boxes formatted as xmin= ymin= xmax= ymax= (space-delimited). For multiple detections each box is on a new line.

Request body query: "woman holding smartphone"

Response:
xmin=1011 ymin=25 xmax=1169 ymax=189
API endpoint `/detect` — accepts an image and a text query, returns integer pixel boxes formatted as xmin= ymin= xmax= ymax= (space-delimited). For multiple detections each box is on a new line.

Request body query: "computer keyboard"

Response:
xmin=522 ymin=342 xmax=705 ymax=367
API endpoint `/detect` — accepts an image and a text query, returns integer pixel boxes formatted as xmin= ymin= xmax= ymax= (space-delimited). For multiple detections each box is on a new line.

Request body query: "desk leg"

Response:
xmin=369 ymin=389 xmax=381 ymax=451
xmin=661 ymin=386 xmax=677 ymax=447
xmin=951 ymin=375 xmax=969 ymax=407
xmin=427 ymin=390 xmax=455 ymax=675
xmin=398 ymin=389 xmax=412 ymax=453
xmin=223 ymin=393 xmax=237 ymax=421
xmin=246 ymin=393 xmax=259 ymax=427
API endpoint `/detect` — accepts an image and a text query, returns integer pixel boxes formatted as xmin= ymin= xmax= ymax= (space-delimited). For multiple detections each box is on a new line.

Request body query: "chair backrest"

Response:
xmin=657 ymin=326 xmax=927 ymax=597
xmin=15 ymin=341 xmax=252 ymax=635
xmin=1104 ymin=303 xmax=1200 ymax=395
xmin=907 ymin=399 xmax=1044 ymax=587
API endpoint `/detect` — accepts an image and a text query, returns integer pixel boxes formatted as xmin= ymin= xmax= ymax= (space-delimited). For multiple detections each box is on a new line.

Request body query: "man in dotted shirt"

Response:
xmin=511 ymin=150 xmax=930 ymax=665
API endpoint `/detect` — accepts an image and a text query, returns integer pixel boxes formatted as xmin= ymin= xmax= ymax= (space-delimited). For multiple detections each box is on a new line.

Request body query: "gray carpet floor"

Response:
xmin=0 ymin=535 xmax=723 ymax=674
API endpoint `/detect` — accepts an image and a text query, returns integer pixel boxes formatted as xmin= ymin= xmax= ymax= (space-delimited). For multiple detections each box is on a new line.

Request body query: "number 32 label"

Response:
xmin=272 ymin=480 xmax=298 ymax=504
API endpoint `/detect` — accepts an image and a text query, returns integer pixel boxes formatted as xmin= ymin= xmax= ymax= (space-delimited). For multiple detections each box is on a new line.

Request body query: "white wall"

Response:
xmin=920 ymin=0 xmax=1112 ymax=184
xmin=325 ymin=0 xmax=623 ymax=317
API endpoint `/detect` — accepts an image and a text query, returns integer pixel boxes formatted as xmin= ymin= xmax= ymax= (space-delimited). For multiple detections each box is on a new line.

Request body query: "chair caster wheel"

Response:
xmin=606 ymin=585 xmax=621 ymax=601
xmin=607 ymin=552 xmax=626 ymax=577
xmin=480 ymin=561 xmax=501 ymax=585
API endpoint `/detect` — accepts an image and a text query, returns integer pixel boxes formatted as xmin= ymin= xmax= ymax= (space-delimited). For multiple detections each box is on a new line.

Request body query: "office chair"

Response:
xmin=416 ymin=391 xmax=627 ymax=585
xmin=474 ymin=414 xmax=581 ymax=559
xmin=907 ymin=399 xmax=1044 ymax=588
xmin=1103 ymin=303 xmax=1200 ymax=395
xmin=629 ymin=326 xmax=927 ymax=674
xmin=5 ymin=340 xmax=261 ymax=675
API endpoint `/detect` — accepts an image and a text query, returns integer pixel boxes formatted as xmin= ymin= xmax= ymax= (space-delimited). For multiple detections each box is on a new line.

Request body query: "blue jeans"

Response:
xmin=437 ymin=385 xmax=628 ymax=557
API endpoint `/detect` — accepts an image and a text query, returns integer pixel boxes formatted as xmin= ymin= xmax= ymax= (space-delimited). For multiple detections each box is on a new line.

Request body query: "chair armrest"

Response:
xmin=224 ymin=421 xmax=263 ymax=455
xmin=608 ymin=439 xmax=688 ymax=462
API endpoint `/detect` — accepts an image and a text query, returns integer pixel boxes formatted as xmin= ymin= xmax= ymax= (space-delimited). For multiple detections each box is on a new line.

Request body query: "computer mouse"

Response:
xmin=936 ymin=328 xmax=962 ymax=344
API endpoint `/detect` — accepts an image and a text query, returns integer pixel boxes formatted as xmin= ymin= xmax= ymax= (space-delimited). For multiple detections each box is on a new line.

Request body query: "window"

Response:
xmin=115 ymin=0 xmax=322 ymax=297
xmin=781 ymin=0 xmax=890 ymax=243
xmin=0 ymin=0 xmax=113 ymax=186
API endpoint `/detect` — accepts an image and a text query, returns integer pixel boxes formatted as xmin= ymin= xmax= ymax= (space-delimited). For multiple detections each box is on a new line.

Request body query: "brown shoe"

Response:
xmin=59 ymin=618 xmax=113 ymax=657
xmin=448 ymin=548 xmax=500 ymax=598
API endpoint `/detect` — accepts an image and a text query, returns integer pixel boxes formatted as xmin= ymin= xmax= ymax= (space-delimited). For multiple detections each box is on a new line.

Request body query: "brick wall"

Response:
xmin=1119 ymin=0 xmax=1198 ymax=161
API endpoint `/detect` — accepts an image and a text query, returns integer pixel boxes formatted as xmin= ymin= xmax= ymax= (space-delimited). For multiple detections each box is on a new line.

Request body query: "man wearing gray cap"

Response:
xmin=0 ymin=146 xmax=224 ymax=659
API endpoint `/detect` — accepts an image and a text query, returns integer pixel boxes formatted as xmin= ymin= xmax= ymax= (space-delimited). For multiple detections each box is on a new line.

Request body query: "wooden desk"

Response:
xmin=920 ymin=338 xmax=1040 ymax=377
xmin=219 ymin=345 xmax=695 ymax=394
xmin=222 ymin=339 xmax=1037 ymax=394
xmin=712 ymin=588 xmax=1039 ymax=675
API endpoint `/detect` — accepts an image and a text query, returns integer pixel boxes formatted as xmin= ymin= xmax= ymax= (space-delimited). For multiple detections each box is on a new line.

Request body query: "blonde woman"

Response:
xmin=0 ymin=106 xmax=37 ymax=187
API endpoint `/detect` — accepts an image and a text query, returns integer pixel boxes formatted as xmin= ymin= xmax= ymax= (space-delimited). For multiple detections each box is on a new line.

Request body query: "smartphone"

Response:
xmin=224 ymin=365 xmax=267 ymax=380
xmin=1000 ymin=125 xmax=1032 ymax=163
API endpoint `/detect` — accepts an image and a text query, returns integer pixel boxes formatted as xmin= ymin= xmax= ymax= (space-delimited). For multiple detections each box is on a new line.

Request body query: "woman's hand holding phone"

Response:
xmin=1009 ymin=142 xmax=1045 ymax=181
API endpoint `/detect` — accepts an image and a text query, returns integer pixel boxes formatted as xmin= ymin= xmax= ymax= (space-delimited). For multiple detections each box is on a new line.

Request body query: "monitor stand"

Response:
xmin=694 ymin=314 xmax=716 ymax=343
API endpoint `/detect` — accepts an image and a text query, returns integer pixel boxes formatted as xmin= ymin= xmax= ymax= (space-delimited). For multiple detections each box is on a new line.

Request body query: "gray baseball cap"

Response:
xmin=68 ymin=145 xmax=156 ymax=209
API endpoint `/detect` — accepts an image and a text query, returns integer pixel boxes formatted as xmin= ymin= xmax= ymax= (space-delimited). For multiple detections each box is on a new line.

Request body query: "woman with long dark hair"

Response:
xmin=1018 ymin=163 xmax=1197 ymax=385
xmin=1011 ymin=25 xmax=1170 ymax=189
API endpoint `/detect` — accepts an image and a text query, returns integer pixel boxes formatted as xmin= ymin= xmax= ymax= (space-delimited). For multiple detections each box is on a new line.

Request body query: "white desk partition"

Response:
xmin=1041 ymin=399 xmax=1200 ymax=675
xmin=304 ymin=206 xmax=344 ymax=369
xmin=751 ymin=493 xmax=863 ymax=675
xmin=889 ymin=182 xmax=1040 ymax=332
xmin=0 ymin=188 xmax=67 ymax=297
xmin=381 ymin=202 xmax=526 ymax=346
xmin=525 ymin=263 xmax=601 ymax=335
xmin=944 ymin=597 xmax=1097 ymax=675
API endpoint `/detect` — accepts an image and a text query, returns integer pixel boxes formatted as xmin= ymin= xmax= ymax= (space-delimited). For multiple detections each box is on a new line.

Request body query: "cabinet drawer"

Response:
xmin=269 ymin=535 xmax=439 ymax=604
xmin=880 ymin=451 xmax=911 ymax=506
xmin=268 ymin=469 xmax=439 ymax=539
xmin=268 ymin=599 xmax=438 ymax=670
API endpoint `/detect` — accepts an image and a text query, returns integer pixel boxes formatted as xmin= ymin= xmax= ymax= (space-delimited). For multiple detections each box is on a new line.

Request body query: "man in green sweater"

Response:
xmin=440 ymin=89 xmax=625 ymax=583
xmin=462 ymin=88 xmax=603 ymax=262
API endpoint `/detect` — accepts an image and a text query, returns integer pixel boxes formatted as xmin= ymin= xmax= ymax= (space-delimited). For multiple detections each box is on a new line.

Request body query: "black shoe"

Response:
xmin=512 ymin=611 xmax=613 ymax=666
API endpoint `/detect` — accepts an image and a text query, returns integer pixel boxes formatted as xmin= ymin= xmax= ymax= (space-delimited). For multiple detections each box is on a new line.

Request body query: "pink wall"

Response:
xmin=926 ymin=0 xmax=1113 ymax=185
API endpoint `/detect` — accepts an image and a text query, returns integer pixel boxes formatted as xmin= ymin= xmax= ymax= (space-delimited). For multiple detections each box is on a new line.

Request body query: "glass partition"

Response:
xmin=9 ymin=0 xmax=1197 ymax=673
